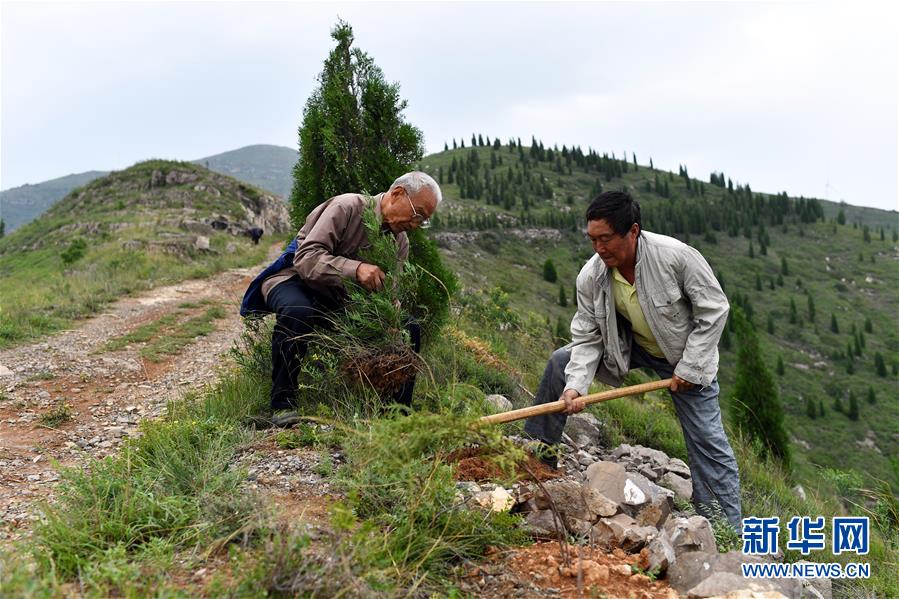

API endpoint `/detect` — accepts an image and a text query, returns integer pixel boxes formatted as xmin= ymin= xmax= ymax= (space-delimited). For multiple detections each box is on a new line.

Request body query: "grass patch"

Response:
xmin=140 ymin=306 xmax=227 ymax=362
xmin=38 ymin=400 xmax=72 ymax=428
xmin=101 ymin=313 xmax=180 ymax=352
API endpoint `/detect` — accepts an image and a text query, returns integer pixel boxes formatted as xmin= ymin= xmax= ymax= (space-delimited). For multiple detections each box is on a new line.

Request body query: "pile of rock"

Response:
xmin=453 ymin=404 xmax=832 ymax=598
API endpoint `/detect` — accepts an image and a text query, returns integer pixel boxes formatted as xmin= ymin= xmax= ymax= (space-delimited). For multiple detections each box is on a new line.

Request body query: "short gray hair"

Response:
xmin=390 ymin=171 xmax=442 ymax=205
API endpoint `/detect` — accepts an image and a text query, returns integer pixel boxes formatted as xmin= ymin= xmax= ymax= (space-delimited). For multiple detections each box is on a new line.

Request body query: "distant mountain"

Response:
xmin=0 ymin=160 xmax=290 ymax=345
xmin=1 ymin=171 xmax=108 ymax=233
xmin=193 ymin=144 xmax=297 ymax=200
xmin=0 ymin=145 xmax=298 ymax=234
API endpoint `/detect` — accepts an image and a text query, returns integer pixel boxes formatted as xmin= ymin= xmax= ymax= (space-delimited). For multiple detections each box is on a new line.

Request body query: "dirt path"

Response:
xmin=0 ymin=245 xmax=282 ymax=542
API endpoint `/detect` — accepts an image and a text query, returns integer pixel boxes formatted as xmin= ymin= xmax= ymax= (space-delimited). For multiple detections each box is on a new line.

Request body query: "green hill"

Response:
xmin=1 ymin=171 xmax=109 ymax=233
xmin=0 ymin=145 xmax=298 ymax=233
xmin=0 ymin=159 xmax=290 ymax=346
xmin=191 ymin=144 xmax=298 ymax=199
xmin=417 ymin=138 xmax=899 ymax=488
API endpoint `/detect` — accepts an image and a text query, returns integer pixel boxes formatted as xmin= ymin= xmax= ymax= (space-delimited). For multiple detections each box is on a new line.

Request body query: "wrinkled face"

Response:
xmin=382 ymin=186 xmax=437 ymax=234
xmin=586 ymin=219 xmax=639 ymax=269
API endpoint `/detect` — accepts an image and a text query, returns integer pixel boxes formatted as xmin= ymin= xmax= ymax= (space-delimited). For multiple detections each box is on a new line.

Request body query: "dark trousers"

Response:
xmin=266 ymin=276 xmax=421 ymax=410
xmin=523 ymin=342 xmax=743 ymax=528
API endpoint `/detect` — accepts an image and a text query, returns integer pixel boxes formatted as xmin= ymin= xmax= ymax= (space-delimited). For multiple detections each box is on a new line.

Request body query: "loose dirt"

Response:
xmin=0 ymin=244 xmax=283 ymax=542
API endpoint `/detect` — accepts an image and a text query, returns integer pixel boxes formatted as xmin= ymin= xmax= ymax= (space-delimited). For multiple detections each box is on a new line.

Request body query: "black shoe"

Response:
xmin=270 ymin=410 xmax=301 ymax=428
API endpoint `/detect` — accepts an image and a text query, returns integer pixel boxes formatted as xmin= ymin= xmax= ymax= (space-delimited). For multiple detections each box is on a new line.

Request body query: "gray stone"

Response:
xmin=194 ymin=236 xmax=210 ymax=251
xmin=591 ymin=513 xmax=657 ymax=552
xmin=611 ymin=443 xmax=633 ymax=459
xmin=565 ymin=412 xmax=603 ymax=448
xmin=664 ymin=516 xmax=717 ymax=556
xmin=668 ymin=551 xmax=798 ymax=598
xmin=630 ymin=444 xmax=671 ymax=467
xmin=660 ymin=471 xmax=693 ymax=502
xmin=532 ymin=478 xmax=617 ymax=521
xmin=225 ymin=242 xmax=238 ymax=254
xmin=0 ymin=363 xmax=13 ymax=377
xmin=635 ymin=494 xmax=672 ymax=529
xmin=644 ymin=529 xmax=677 ymax=573
xmin=795 ymin=561 xmax=832 ymax=599
xmin=576 ymin=450 xmax=595 ymax=467
xmin=484 ymin=394 xmax=512 ymax=412
xmin=791 ymin=485 xmax=806 ymax=502
xmin=525 ymin=509 xmax=565 ymax=538
xmin=665 ymin=457 xmax=692 ymax=478
xmin=638 ymin=464 xmax=660 ymax=481
xmin=585 ymin=460 xmax=655 ymax=509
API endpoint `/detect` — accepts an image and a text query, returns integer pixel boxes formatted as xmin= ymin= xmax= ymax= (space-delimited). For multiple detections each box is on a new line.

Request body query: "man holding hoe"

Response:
xmin=524 ymin=190 xmax=742 ymax=528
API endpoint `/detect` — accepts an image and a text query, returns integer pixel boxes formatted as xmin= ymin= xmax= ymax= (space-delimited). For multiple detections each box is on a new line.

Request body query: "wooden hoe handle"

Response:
xmin=478 ymin=378 xmax=673 ymax=425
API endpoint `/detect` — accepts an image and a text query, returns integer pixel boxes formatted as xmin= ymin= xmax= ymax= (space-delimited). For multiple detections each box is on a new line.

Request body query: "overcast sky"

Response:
xmin=2 ymin=1 xmax=897 ymax=211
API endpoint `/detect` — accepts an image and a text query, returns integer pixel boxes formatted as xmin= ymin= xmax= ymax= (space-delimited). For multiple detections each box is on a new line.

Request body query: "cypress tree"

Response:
xmin=558 ymin=284 xmax=568 ymax=307
xmin=776 ymin=354 xmax=785 ymax=375
xmin=818 ymin=399 xmax=825 ymax=417
xmin=830 ymin=313 xmax=839 ymax=333
xmin=789 ymin=297 xmax=797 ymax=324
xmin=0 ymin=219 xmax=4 ymax=239
xmin=288 ymin=20 xmax=456 ymax=334
xmin=749 ymin=241 xmax=755 ymax=258
xmin=777 ymin=273 xmax=784 ymax=286
xmin=864 ymin=317 xmax=872 ymax=333
xmin=767 ymin=313 xmax=775 ymax=335
xmin=290 ymin=20 xmax=423 ymax=225
xmin=847 ymin=391 xmax=859 ymax=420
xmin=874 ymin=352 xmax=887 ymax=377
xmin=807 ymin=294 xmax=816 ymax=323
xmin=729 ymin=308 xmax=791 ymax=467
xmin=780 ymin=256 xmax=789 ymax=276
xmin=805 ymin=397 xmax=816 ymax=419
xmin=834 ymin=395 xmax=844 ymax=412
xmin=756 ymin=273 xmax=762 ymax=291
xmin=867 ymin=386 xmax=876 ymax=404
xmin=543 ymin=259 xmax=558 ymax=283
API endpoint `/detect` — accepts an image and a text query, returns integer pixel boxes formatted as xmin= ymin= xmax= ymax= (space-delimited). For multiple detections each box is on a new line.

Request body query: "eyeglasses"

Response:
xmin=585 ymin=233 xmax=619 ymax=245
xmin=404 ymin=189 xmax=431 ymax=229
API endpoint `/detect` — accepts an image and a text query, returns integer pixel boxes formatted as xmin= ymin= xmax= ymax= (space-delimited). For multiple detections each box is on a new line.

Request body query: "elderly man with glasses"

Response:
xmin=240 ymin=171 xmax=441 ymax=422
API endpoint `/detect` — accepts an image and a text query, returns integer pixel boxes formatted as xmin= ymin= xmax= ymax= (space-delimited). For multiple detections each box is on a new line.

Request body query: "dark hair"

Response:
xmin=585 ymin=191 xmax=641 ymax=236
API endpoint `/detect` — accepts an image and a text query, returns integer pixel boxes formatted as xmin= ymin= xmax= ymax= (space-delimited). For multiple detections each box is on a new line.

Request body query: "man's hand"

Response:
xmin=560 ymin=388 xmax=585 ymax=415
xmin=356 ymin=263 xmax=385 ymax=291
xmin=669 ymin=375 xmax=696 ymax=393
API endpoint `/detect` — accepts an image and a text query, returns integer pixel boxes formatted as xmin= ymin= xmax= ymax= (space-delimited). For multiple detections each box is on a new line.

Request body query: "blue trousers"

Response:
xmin=523 ymin=343 xmax=743 ymax=527
xmin=266 ymin=276 xmax=421 ymax=410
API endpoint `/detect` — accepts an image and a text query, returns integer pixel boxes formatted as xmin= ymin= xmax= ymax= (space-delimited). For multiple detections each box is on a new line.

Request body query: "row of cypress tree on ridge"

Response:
xmin=432 ymin=133 xmax=827 ymax=242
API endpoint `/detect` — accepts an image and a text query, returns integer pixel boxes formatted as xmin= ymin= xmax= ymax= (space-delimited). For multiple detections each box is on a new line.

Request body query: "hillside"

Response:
xmin=191 ymin=143 xmax=298 ymax=199
xmin=417 ymin=139 xmax=899 ymax=488
xmin=0 ymin=145 xmax=298 ymax=233
xmin=0 ymin=171 xmax=108 ymax=233
xmin=0 ymin=160 xmax=290 ymax=347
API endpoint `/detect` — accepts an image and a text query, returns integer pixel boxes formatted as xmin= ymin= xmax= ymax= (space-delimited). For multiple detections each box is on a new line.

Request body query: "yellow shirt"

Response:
xmin=610 ymin=268 xmax=666 ymax=358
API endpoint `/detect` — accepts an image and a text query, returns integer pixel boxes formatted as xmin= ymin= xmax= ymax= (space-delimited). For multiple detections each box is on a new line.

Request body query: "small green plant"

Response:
xmin=61 ymin=238 xmax=88 ymax=265
xmin=630 ymin=563 xmax=661 ymax=581
xmin=274 ymin=424 xmax=321 ymax=449
xmin=706 ymin=500 xmax=741 ymax=553
xmin=39 ymin=400 xmax=72 ymax=427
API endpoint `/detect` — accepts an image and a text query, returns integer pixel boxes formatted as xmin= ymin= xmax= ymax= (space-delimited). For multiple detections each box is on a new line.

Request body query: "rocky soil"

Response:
xmin=0 ymin=245 xmax=285 ymax=543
